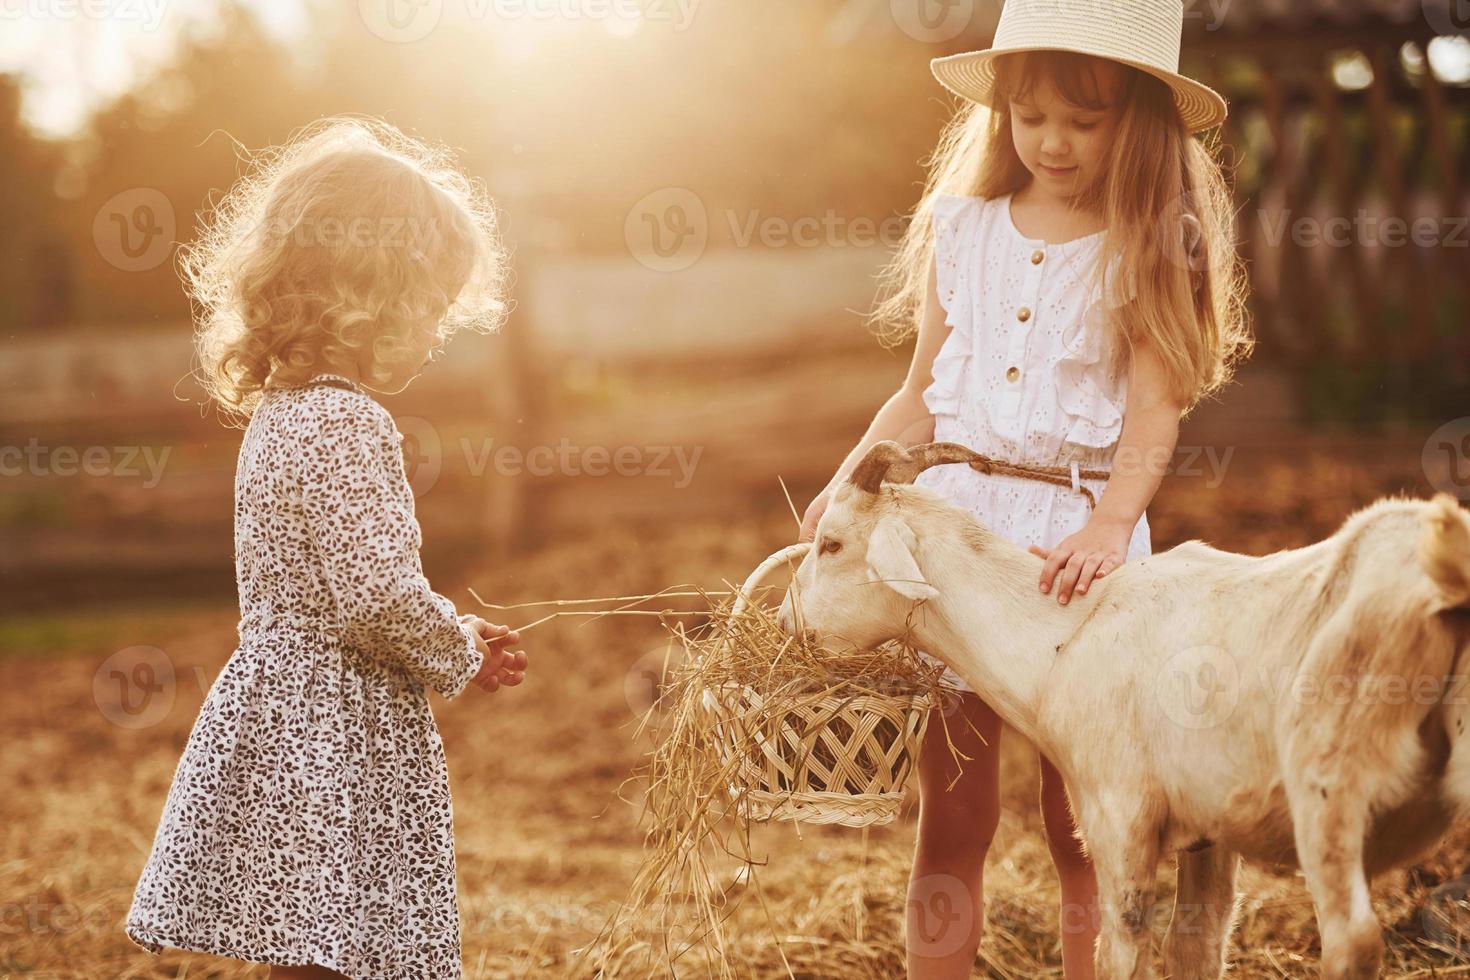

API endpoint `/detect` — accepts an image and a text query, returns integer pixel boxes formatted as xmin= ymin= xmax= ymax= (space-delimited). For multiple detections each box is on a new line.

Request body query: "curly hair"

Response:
xmin=183 ymin=116 xmax=509 ymax=424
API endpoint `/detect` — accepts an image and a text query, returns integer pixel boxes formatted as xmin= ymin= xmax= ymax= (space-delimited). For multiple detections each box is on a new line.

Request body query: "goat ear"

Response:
xmin=866 ymin=515 xmax=938 ymax=602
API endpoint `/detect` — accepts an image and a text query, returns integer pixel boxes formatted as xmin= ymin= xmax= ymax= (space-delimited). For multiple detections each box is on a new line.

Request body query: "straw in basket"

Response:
xmin=698 ymin=542 xmax=937 ymax=828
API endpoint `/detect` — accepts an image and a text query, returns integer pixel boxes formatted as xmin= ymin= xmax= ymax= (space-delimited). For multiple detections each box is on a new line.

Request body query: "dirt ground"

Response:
xmin=5 ymin=437 xmax=1470 ymax=979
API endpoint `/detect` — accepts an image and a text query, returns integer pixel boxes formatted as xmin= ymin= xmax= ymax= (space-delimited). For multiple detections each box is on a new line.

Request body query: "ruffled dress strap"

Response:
xmin=1056 ymin=251 xmax=1139 ymax=449
xmin=922 ymin=193 xmax=987 ymax=419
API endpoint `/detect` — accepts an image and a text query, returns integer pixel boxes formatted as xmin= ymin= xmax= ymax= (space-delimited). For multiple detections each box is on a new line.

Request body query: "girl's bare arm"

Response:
xmin=1089 ymin=336 xmax=1184 ymax=530
xmin=1031 ymin=337 xmax=1184 ymax=603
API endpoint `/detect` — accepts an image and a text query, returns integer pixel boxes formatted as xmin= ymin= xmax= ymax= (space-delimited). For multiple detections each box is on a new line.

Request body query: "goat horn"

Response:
xmin=848 ymin=441 xmax=990 ymax=493
xmin=847 ymin=441 xmax=912 ymax=493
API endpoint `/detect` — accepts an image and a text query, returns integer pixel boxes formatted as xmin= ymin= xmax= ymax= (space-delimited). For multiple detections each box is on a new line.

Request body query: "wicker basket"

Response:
xmin=699 ymin=543 xmax=934 ymax=828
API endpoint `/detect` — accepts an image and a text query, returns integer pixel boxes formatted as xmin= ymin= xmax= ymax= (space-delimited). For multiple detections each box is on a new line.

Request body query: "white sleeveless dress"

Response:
xmin=914 ymin=192 xmax=1152 ymax=692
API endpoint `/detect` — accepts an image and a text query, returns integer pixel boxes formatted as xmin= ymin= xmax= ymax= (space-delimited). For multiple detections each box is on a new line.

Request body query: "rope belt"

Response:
xmin=924 ymin=443 xmax=1112 ymax=510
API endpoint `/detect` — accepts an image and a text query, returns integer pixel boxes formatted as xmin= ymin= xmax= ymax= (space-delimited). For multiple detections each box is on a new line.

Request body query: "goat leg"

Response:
xmin=1288 ymin=780 xmax=1383 ymax=980
xmin=1083 ymin=793 xmax=1164 ymax=980
xmin=1162 ymin=842 xmax=1238 ymax=979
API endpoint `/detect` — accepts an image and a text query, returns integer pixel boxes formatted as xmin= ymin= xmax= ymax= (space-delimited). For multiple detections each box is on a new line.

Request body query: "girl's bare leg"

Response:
xmin=268 ymin=965 xmax=350 ymax=979
xmin=1040 ymin=754 xmax=1099 ymax=979
xmin=907 ymin=692 xmax=1004 ymax=979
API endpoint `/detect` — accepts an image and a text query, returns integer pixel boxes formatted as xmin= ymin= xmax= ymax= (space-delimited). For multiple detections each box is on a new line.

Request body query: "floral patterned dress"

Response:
xmin=914 ymin=193 xmax=1153 ymax=691
xmin=125 ymin=372 xmax=485 ymax=978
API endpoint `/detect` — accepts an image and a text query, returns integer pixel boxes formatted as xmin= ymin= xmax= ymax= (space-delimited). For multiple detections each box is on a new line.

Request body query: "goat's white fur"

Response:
xmin=781 ymin=468 xmax=1470 ymax=980
xmin=866 ymin=515 xmax=937 ymax=601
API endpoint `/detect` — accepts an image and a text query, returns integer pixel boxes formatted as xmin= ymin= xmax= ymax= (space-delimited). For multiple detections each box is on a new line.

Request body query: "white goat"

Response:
xmin=777 ymin=440 xmax=1470 ymax=980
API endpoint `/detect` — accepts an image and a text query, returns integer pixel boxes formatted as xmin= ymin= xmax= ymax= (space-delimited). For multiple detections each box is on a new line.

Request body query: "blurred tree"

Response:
xmin=25 ymin=0 xmax=1456 ymax=427
xmin=25 ymin=0 xmax=952 ymax=330
xmin=0 ymin=74 xmax=68 ymax=329
xmin=65 ymin=3 xmax=303 ymax=328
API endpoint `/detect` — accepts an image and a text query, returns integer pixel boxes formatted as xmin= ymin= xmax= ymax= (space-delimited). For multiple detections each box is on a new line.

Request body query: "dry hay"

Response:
xmin=571 ymin=571 xmax=960 ymax=979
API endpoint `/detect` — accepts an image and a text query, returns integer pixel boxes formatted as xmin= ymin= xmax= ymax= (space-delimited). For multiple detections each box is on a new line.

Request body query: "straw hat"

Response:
xmin=930 ymin=0 xmax=1228 ymax=134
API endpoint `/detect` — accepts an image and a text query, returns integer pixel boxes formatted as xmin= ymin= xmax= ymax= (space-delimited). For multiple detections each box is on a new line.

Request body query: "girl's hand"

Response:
xmin=799 ymin=487 xmax=832 ymax=544
xmin=1028 ymin=517 xmax=1133 ymax=604
xmin=463 ymin=618 xmax=528 ymax=693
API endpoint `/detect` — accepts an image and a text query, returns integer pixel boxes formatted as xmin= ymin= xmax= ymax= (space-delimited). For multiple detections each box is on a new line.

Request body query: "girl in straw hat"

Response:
xmin=800 ymin=0 xmax=1252 ymax=975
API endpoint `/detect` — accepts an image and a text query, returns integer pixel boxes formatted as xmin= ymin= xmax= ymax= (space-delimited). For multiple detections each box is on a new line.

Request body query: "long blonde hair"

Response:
xmin=872 ymin=51 xmax=1252 ymax=416
xmin=184 ymin=116 xmax=509 ymax=425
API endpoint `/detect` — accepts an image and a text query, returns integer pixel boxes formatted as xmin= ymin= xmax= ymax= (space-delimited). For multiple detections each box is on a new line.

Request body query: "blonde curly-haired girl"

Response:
xmin=126 ymin=117 xmax=528 ymax=980
xmin=186 ymin=116 xmax=509 ymax=418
